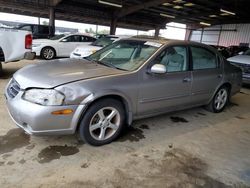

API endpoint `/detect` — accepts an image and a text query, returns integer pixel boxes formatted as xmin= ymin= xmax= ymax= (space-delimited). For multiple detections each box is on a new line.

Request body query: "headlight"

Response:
xmin=23 ymin=89 xmax=65 ymax=106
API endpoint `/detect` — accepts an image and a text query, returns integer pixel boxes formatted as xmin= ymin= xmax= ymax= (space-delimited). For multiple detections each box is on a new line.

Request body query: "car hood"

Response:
xmin=227 ymin=55 xmax=250 ymax=65
xmin=74 ymin=45 xmax=102 ymax=53
xmin=14 ymin=58 xmax=124 ymax=89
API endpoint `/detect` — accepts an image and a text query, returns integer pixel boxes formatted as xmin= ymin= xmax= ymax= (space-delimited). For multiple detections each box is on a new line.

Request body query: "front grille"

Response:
xmin=230 ymin=62 xmax=250 ymax=74
xmin=7 ymin=79 xmax=21 ymax=99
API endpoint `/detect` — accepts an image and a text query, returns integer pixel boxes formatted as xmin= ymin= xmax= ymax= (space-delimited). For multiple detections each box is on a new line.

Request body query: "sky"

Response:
xmin=0 ymin=12 xmax=186 ymax=40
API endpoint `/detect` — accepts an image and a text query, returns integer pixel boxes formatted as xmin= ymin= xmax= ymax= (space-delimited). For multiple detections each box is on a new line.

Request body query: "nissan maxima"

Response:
xmin=5 ymin=38 xmax=242 ymax=146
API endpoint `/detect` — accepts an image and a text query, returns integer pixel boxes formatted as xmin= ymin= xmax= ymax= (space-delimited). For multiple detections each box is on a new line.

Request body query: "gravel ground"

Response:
xmin=0 ymin=60 xmax=250 ymax=188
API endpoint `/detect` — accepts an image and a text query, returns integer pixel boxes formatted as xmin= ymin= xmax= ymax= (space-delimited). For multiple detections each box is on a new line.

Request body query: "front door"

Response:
xmin=58 ymin=35 xmax=81 ymax=57
xmin=138 ymin=46 xmax=192 ymax=116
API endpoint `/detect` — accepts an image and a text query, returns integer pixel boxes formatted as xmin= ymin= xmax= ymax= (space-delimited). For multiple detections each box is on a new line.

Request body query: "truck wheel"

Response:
xmin=41 ymin=47 xmax=56 ymax=60
xmin=78 ymin=98 xmax=125 ymax=146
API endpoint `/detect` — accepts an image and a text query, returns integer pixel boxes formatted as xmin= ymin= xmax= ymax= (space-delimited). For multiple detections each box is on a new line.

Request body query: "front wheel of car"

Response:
xmin=41 ymin=47 xmax=56 ymax=60
xmin=206 ymin=86 xmax=229 ymax=113
xmin=0 ymin=62 xmax=2 ymax=75
xmin=78 ymin=98 xmax=125 ymax=146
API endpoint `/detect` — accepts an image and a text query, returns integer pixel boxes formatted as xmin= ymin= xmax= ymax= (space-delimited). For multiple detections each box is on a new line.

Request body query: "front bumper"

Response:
xmin=6 ymin=90 xmax=85 ymax=135
xmin=243 ymin=73 xmax=250 ymax=84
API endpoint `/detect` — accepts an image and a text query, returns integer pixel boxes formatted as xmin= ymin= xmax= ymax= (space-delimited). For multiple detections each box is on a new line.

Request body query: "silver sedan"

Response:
xmin=5 ymin=38 xmax=242 ymax=146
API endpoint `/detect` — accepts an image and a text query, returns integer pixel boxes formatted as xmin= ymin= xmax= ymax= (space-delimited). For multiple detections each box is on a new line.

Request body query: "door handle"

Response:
xmin=183 ymin=77 xmax=191 ymax=83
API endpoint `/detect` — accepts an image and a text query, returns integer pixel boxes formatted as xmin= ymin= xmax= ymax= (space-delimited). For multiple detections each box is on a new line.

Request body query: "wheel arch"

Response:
xmin=208 ymin=82 xmax=232 ymax=104
xmin=221 ymin=82 xmax=232 ymax=94
xmin=75 ymin=93 xmax=133 ymax=133
xmin=41 ymin=46 xmax=57 ymax=57
xmin=0 ymin=46 xmax=5 ymax=62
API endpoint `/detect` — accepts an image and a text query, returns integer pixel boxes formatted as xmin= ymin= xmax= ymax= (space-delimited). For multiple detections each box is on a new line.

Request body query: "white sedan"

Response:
xmin=70 ymin=35 xmax=129 ymax=59
xmin=32 ymin=34 xmax=96 ymax=60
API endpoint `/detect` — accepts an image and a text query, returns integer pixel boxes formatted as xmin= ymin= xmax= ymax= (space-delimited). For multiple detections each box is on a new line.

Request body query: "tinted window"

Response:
xmin=38 ymin=26 xmax=49 ymax=34
xmin=92 ymin=37 xmax=116 ymax=47
xmin=191 ymin=47 xmax=217 ymax=70
xmin=155 ymin=46 xmax=188 ymax=72
xmin=243 ymin=49 xmax=250 ymax=56
xmin=63 ymin=35 xmax=81 ymax=42
xmin=80 ymin=36 xmax=96 ymax=42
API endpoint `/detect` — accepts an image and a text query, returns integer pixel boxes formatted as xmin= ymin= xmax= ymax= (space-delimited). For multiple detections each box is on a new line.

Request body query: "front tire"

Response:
xmin=0 ymin=62 xmax=2 ymax=75
xmin=206 ymin=86 xmax=229 ymax=113
xmin=78 ymin=99 xmax=125 ymax=146
xmin=41 ymin=47 xmax=56 ymax=60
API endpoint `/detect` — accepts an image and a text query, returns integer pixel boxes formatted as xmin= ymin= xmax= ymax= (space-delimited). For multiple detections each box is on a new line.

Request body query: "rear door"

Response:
xmin=190 ymin=46 xmax=223 ymax=104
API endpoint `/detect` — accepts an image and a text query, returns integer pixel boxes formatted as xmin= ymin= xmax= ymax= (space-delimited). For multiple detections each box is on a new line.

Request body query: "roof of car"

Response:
xmin=121 ymin=36 xmax=219 ymax=54
xmin=67 ymin=33 xmax=96 ymax=37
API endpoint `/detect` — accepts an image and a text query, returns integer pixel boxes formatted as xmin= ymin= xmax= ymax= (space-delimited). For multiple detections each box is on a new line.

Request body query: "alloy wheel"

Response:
xmin=43 ymin=48 xmax=54 ymax=59
xmin=214 ymin=88 xmax=228 ymax=110
xmin=89 ymin=107 xmax=121 ymax=141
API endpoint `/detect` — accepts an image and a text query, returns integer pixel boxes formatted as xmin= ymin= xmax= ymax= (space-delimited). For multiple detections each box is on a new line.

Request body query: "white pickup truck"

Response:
xmin=0 ymin=28 xmax=35 ymax=73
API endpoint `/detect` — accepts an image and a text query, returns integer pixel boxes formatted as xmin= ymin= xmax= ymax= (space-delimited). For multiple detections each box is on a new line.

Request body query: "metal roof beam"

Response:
xmin=116 ymin=0 xmax=172 ymax=18
xmin=49 ymin=0 xmax=62 ymax=7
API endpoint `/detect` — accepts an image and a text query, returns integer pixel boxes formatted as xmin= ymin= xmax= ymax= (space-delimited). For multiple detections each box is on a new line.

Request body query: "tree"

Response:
xmin=85 ymin=28 xmax=95 ymax=34
xmin=42 ymin=21 xmax=49 ymax=25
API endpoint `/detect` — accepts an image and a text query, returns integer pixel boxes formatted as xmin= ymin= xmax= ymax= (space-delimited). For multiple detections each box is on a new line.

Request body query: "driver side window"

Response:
xmin=155 ymin=46 xmax=188 ymax=72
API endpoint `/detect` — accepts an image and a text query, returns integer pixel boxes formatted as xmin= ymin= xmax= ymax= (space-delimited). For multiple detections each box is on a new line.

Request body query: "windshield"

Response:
xmin=50 ymin=34 xmax=65 ymax=40
xmin=243 ymin=49 xmax=250 ymax=55
xmin=87 ymin=40 xmax=161 ymax=71
xmin=92 ymin=37 xmax=116 ymax=47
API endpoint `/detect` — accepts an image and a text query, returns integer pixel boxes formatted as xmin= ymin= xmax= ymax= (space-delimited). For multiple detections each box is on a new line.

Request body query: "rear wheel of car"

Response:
xmin=206 ymin=86 xmax=229 ymax=113
xmin=41 ymin=47 xmax=56 ymax=60
xmin=78 ymin=98 xmax=125 ymax=146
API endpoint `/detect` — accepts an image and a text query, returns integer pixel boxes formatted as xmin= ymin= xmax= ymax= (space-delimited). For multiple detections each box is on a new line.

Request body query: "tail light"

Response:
xmin=25 ymin=34 xmax=32 ymax=49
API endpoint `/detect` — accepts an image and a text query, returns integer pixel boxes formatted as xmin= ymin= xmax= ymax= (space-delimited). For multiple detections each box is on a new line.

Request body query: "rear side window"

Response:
xmin=81 ymin=36 xmax=96 ymax=42
xmin=38 ymin=26 xmax=49 ymax=34
xmin=191 ymin=46 xmax=217 ymax=70
xmin=63 ymin=35 xmax=81 ymax=42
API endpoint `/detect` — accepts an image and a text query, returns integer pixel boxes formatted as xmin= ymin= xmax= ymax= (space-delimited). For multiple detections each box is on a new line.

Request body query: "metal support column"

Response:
xmin=49 ymin=7 xmax=55 ymax=37
xmin=185 ymin=27 xmax=192 ymax=41
xmin=110 ymin=18 xmax=117 ymax=35
xmin=200 ymin=28 xmax=204 ymax=43
xmin=154 ymin=27 xmax=160 ymax=38
xmin=217 ymin=25 xmax=222 ymax=46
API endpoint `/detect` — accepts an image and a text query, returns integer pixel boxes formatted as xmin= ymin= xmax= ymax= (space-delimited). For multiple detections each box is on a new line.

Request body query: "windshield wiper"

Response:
xmin=92 ymin=59 xmax=126 ymax=71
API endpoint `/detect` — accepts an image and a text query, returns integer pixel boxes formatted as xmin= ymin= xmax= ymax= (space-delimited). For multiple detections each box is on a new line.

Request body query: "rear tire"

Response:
xmin=206 ymin=86 xmax=229 ymax=113
xmin=41 ymin=47 xmax=56 ymax=60
xmin=78 ymin=98 xmax=125 ymax=146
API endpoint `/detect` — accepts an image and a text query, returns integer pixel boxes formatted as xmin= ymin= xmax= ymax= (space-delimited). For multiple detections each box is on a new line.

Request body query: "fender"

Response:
xmin=80 ymin=89 xmax=134 ymax=125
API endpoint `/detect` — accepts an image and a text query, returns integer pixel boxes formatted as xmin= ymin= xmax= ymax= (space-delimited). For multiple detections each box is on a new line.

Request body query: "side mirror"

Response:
xmin=60 ymin=39 xmax=68 ymax=42
xmin=150 ymin=64 xmax=167 ymax=74
xmin=238 ymin=51 xmax=244 ymax=55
